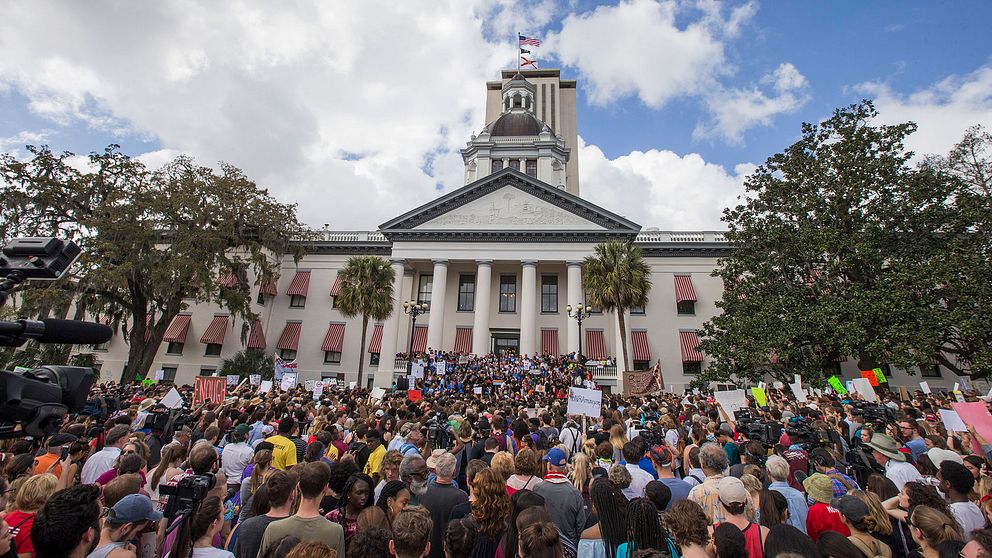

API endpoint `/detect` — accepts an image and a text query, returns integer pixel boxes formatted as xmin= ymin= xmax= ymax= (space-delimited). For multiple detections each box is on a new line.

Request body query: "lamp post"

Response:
xmin=402 ymin=300 xmax=429 ymax=372
xmin=566 ymin=303 xmax=592 ymax=357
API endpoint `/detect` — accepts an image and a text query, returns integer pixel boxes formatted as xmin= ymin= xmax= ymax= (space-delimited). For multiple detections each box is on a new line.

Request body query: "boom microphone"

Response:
xmin=0 ymin=318 xmax=113 ymax=346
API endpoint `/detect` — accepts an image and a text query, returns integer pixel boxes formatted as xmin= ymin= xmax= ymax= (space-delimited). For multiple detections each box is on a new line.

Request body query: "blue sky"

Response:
xmin=1 ymin=1 xmax=990 ymax=230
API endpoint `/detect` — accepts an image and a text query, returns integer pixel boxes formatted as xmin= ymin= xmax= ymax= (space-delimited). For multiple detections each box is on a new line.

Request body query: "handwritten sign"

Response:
xmin=860 ymin=370 xmax=879 ymax=387
xmin=751 ymin=387 xmax=768 ymax=407
xmin=280 ymin=371 xmax=297 ymax=391
xmin=249 ymin=374 xmax=261 ymax=386
xmin=873 ymin=368 xmax=887 ymax=384
xmin=408 ymin=389 xmax=423 ymax=403
xmin=193 ymin=376 xmax=226 ymax=406
xmin=827 ymin=376 xmax=847 ymax=395
xmin=566 ymin=387 xmax=602 ymax=418
xmin=227 ymin=375 xmax=240 ymax=386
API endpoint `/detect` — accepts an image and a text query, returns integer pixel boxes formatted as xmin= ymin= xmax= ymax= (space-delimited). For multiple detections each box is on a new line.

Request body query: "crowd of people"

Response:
xmin=8 ymin=350 xmax=992 ymax=558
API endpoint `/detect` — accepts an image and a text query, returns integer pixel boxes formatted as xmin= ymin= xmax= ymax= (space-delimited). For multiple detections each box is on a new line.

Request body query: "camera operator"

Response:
xmin=30 ymin=484 xmax=102 ymax=558
xmin=809 ymin=448 xmax=860 ymax=498
xmin=89 ymin=494 xmax=162 ymax=558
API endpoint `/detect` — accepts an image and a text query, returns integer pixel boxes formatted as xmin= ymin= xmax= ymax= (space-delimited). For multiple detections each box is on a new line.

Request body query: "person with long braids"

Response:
xmin=326 ymin=473 xmax=374 ymax=548
xmin=615 ymin=498 xmax=679 ymax=558
xmin=468 ymin=469 xmax=511 ymax=558
xmin=375 ymin=480 xmax=410 ymax=529
xmin=907 ymin=505 xmax=963 ymax=558
xmin=579 ymin=479 xmax=627 ymax=558
xmin=171 ymin=495 xmax=234 ymax=558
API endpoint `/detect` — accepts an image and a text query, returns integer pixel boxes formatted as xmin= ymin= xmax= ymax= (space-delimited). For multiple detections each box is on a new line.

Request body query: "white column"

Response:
xmin=472 ymin=260 xmax=492 ymax=355
xmin=375 ymin=258 xmax=406 ymax=388
xmin=520 ymin=261 xmax=537 ymax=356
xmin=566 ymin=261 xmax=582 ymax=353
xmin=426 ymin=259 xmax=448 ymax=350
xmin=614 ymin=308 xmax=632 ymax=393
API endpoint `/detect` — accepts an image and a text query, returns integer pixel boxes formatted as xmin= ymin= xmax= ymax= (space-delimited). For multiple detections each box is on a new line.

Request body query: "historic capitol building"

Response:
xmin=93 ymin=70 xmax=955 ymax=391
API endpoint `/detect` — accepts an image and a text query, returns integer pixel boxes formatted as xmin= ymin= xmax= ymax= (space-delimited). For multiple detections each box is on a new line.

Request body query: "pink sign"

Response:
xmin=951 ymin=401 xmax=992 ymax=454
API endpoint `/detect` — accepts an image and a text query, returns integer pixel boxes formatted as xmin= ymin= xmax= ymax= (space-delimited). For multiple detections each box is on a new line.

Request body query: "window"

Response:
xmin=279 ymin=348 xmax=297 ymax=360
xmin=204 ymin=343 xmax=222 ymax=356
xmin=882 ymin=363 xmax=893 ymax=378
xmin=290 ymin=295 xmax=306 ymax=308
xmin=525 ymin=159 xmax=537 ymax=177
xmin=370 ymin=353 xmax=380 ymax=366
xmin=499 ymin=275 xmax=517 ymax=313
xmin=331 ymin=295 xmax=338 ymax=309
xmin=683 ymin=362 xmax=702 ymax=375
xmin=324 ymin=351 xmax=342 ymax=364
xmin=631 ymin=304 xmax=646 ymax=315
xmin=633 ymin=360 xmax=650 ymax=371
xmin=509 ymin=159 xmax=520 ymax=171
xmin=677 ymin=300 xmax=695 ymax=315
xmin=829 ymin=361 xmax=842 ymax=378
xmin=921 ymin=364 xmax=941 ymax=378
xmin=458 ymin=274 xmax=476 ymax=311
xmin=584 ymin=290 xmax=602 ymax=314
xmin=161 ymin=367 xmax=177 ymax=384
xmin=92 ymin=341 xmax=109 ymax=352
xmin=541 ymin=275 xmax=558 ymax=313
xmin=166 ymin=342 xmax=184 ymax=355
xmin=199 ymin=368 xmax=216 ymax=377
xmin=418 ymin=275 xmax=433 ymax=306
xmin=492 ymin=159 xmax=503 ymax=172
xmin=256 ymin=291 xmax=266 ymax=305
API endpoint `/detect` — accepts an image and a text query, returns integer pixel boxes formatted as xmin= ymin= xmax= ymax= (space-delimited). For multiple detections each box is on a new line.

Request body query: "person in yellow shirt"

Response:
xmin=268 ymin=417 xmax=299 ymax=470
xmin=364 ymin=429 xmax=386 ymax=482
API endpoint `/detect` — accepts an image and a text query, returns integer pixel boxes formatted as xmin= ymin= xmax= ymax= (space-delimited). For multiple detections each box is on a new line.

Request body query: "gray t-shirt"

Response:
xmin=257 ymin=516 xmax=345 ymax=558
xmin=231 ymin=515 xmax=287 ymax=558
xmin=420 ymin=483 xmax=468 ymax=558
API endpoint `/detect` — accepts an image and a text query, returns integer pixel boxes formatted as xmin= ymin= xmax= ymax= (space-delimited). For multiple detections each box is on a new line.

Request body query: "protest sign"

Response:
xmin=845 ymin=380 xmax=855 ymax=394
xmin=860 ymin=370 xmax=879 ymax=387
xmin=280 ymin=371 xmax=297 ymax=391
xmin=411 ymin=362 xmax=425 ymax=379
xmin=258 ymin=380 xmax=273 ymax=394
xmin=794 ymin=374 xmax=801 ymax=389
xmin=953 ymin=390 xmax=966 ymax=403
xmin=751 ymin=387 xmax=768 ymax=407
xmin=161 ymin=387 xmax=184 ymax=409
xmin=789 ymin=383 xmax=807 ymax=403
xmin=370 ymin=387 xmax=386 ymax=401
xmin=535 ymin=384 xmax=545 ymax=393
xmin=193 ymin=376 xmax=226 ymax=406
xmin=851 ymin=378 xmax=877 ymax=402
xmin=898 ymin=387 xmax=910 ymax=401
xmin=249 ymin=374 xmax=261 ymax=386
xmin=312 ymin=381 xmax=324 ymax=400
xmin=939 ymin=409 xmax=967 ymax=432
xmin=12 ymin=366 xmax=31 ymax=374
xmin=713 ymin=390 xmax=747 ymax=413
xmin=436 ymin=362 xmax=446 ymax=375
xmin=873 ymin=368 xmax=887 ymax=383
xmin=827 ymin=376 xmax=847 ymax=395
xmin=567 ymin=387 xmax=602 ymax=418
xmin=408 ymin=389 xmax=423 ymax=403
xmin=348 ymin=381 xmax=357 ymax=389
xmin=304 ymin=380 xmax=316 ymax=391
xmin=227 ymin=375 xmax=239 ymax=386
xmin=473 ymin=387 xmax=483 ymax=395
xmin=772 ymin=381 xmax=783 ymax=390
xmin=274 ymin=357 xmax=296 ymax=381
xmin=954 ymin=382 xmax=960 ymax=392
xmin=920 ymin=381 xmax=931 ymax=394
xmin=951 ymin=401 xmax=992 ymax=454
xmin=155 ymin=370 xmax=165 ymax=382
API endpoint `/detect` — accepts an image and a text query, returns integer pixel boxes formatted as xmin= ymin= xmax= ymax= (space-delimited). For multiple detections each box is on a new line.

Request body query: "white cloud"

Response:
xmin=695 ymin=62 xmax=810 ymax=144
xmin=579 ymin=136 xmax=754 ymax=229
xmin=0 ymin=1 xmax=536 ymax=229
xmin=859 ymin=65 xmax=992 ymax=158
xmin=0 ymin=130 xmax=49 ymax=155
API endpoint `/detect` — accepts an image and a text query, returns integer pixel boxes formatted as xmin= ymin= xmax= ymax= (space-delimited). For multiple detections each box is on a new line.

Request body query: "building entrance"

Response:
xmin=491 ymin=330 xmax=520 ymax=355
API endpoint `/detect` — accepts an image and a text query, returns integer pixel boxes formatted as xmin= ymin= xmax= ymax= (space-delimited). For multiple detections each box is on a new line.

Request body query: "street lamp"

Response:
xmin=566 ymin=303 xmax=592 ymax=356
xmin=403 ymin=300 xmax=429 ymax=372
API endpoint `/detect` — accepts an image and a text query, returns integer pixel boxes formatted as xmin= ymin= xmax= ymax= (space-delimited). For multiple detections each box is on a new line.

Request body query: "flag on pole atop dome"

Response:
xmin=519 ymin=34 xmax=541 ymax=46
xmin=517 ymin=33 xmax=541 ymax=70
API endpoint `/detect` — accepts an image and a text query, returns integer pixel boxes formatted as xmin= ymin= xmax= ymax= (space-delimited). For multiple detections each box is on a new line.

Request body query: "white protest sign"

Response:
xmin=411 ymin=362 xmax=425 ymax=379
xmin=567 ymin=387 xmax=602 ymax=418
xmin=155 ymin=370 xmax=165 ymax=382
xmin=369 ymin=387 xmax=386 ymax=401
xmin=312 ymin=381 xmax=324 ymax=400
xmin=473 ymin=387 xmax=483 ymax=395
xmin=772 ymin=381 xmax=784 ymax=390
xmin=813 ymin=388 xmax=822 ymax=397
xmin=794 ymin=374 xmax=801 ymax=389
xmin=436 ymin=361 xmax=446 ymax=375
xmin=280 ymin=372 xmax=297 ymax=391
xmin=940 ymin=409 xmax=967 ymax=432
xmin=954 ymin=382 xmax=960 ymax=392
xmin=851 ymin=378 xmax=877 ymax=402
xmin=920 ymin=381 xmax=932 ymax=394
xmin=713 ymin=390 xmax=747 ymax=413
xmin=249 ymin=374 xmax=261 ymax=386
xmin=258 ymin=380 xmax=273 ymax=394
xmin=161 ymin=387 xmax=184 ymax=409
xmin=758 ymin=381 xmax=766 ymax=390
xmin=227 ymin=375 xmax=239 ymax=386
xmin=348 ymin=381 xmax=357 ymax=389
xmin=304 ymin=380 xmax=316 ymax=391
xmin=789 ymin=383 xmax=808 ymax=403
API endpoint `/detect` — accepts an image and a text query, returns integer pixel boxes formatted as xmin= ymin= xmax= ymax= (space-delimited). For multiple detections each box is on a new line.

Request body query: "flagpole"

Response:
xmin=516 ymin=31 xmax=520 ymax=72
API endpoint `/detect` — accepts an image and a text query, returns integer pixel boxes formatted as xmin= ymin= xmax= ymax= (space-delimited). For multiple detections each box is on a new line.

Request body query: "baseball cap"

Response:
xmin=648 ymin=445 xmax=673 ymax=467
xmin=233 ymin=424 xmax=252 ymax=436
xmin=830 ymin=495 xmax=869 ymax=523
xmin=543 ymin=448 xmax=567 ymax=467
xmin=107 ymin=494 xmax=162 ymax=525
xmin=48 ymin=433 xmax=77 ymax=447
xmin=717 ymin=476 xmax=748 ymax=505
xmin=718 ymin=424 xmax=735 ymax=438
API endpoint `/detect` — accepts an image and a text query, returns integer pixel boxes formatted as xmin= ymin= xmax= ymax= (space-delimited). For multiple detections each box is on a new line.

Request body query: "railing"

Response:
xmin=316 ymin=231 xmax=389 ymax=242
xmin=392 ymin=358 xmax=618 ymax=382
xmin=635 ymin=231 xmax=728 ymax=243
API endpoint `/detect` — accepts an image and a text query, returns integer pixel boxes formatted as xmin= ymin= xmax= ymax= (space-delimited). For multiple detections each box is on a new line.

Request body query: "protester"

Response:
xmin=258 ymin=462 xmax=345 ymax=558
xmin=89 ymin=494 xmax=162 ymax=558
xmin=81 ymin=426 xmax=130 ymax=484
xmin=533 ymin=449 xmax=585 ymax=545
xmin=30 ymin=485 xmax=102 ymax=558
xmin=867 ymin=433 xmax=923 ymax=491
xmin=390 ymin=509 xmax=432 ymax=558
xmin=230 ymin=470 xmax=297 ymax=558
xmin=420 ymin=454 xmax=467 ymax=558
xmin=766 ymin=455 xmax=809 ymax=533
xmin=803 ymin=473 xmax=850 ymax=542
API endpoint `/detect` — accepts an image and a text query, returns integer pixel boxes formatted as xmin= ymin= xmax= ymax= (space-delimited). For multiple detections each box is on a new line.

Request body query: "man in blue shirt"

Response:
xmin=899 ymin=420 xmax=927 ymax=461
xmin=767 ymin=455 xmax=809 ymax=533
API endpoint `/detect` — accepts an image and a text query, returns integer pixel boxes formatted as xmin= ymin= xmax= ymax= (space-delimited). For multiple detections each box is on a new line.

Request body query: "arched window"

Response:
xmin=513 ymin=93 xmax=522 ymax=108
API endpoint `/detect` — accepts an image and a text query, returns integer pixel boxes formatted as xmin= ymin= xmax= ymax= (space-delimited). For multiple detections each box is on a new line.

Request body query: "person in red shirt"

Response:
xmin=803 ymin=473 xmax=850 ymax=542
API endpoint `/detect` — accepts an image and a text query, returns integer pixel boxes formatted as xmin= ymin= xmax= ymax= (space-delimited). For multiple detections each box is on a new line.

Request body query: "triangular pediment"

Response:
xmin=379 ymin=169 xmax=640 ymax=242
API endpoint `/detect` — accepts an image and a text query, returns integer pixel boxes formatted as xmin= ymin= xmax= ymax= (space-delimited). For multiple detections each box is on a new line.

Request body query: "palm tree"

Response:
xmin=337 ymin=256 xmax=396 ymax=388
xmin=583 ymin=240 xmax=652 ymax=377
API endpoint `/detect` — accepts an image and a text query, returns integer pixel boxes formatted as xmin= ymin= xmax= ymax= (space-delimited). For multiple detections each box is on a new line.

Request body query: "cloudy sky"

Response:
xmin=1 ymin=1 xmax=990 ymax=231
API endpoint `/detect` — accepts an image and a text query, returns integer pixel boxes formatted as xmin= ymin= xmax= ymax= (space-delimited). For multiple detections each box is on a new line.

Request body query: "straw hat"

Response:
xmin=803 ymin=473 xmax=834 ymax=504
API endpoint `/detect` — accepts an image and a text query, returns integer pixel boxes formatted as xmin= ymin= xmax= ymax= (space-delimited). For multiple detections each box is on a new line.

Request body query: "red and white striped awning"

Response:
xmin=163 ymin=315 xmax=192 ymax=343
xmin=411 ymin=325 xmax=428 ymax=353
xmin=680 ymin=331 xmax=704 ymax=362
xmin=453 ymin=327 xmax=473 ymax=353
xmin=276 ymin=322 xmax=302 ymax=351
xmin=585 ymin=330 xmax=606 ymax=359
xmin=261 ymin=279 xmax=278 ymax=296
xmin=247 ymin=320 xmax=266 ymax=349
xmin=367 ymin=324 xmax=383 ymax=354
xmin=541 ymin=329 xmax=559 ymax=355
xmin=321 ymin=323 xmax=346 ymax=352
xmin=674 ymin=275 xmax=697 ymax=303
xmin=199 ymin=316 xmax=229 ymax=345
xmin=286 ymin=271 xmax=311 ymax=297
xmin=218 ymin=272 xmax=239 ymax=288
xmin=632 ymin=330 xmax=651 ymax=361
xmin=329 ymin=275 xmax=343 ymax=297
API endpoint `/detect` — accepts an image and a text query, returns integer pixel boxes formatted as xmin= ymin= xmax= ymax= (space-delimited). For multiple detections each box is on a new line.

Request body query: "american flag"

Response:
xmin=519 ymin=34 xmax=541 ymax=47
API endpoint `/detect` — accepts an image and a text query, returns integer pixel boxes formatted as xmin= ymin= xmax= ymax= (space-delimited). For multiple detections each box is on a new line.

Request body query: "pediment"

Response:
xmin=379 ymin=169 xmax=640 ymax=242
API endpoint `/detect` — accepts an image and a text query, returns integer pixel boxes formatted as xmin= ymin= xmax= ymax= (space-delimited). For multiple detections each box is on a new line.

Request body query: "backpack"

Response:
xmin=848 ymin=535 xmax=892 ymax=558
xmin=534 ymin=429 xmax=550 ymax=451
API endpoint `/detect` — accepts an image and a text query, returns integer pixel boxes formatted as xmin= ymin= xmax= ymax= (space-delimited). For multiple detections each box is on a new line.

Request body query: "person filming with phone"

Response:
xmin=33 ymin=434 xmax=78 ymax=478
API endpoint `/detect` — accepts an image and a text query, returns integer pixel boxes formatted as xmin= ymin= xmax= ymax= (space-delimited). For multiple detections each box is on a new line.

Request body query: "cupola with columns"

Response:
xmin=462 ymin=73 xmax=570 ymax=190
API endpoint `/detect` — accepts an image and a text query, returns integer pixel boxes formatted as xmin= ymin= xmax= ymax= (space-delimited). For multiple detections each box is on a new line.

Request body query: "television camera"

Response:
xmin=0 ymin=237 xmax=112 ymax=438
xmin=734 ymin=409 xmax=782 ymax=446
xmin=160 ymin=473 xmax=216 ymax=522
xmin=843 ymin=402 xmax=894 ymax=483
